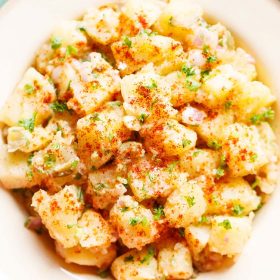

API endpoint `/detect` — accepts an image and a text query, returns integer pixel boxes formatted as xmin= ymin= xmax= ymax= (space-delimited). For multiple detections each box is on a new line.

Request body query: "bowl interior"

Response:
xmin=0 ymin=0 xmax=279 ymax=279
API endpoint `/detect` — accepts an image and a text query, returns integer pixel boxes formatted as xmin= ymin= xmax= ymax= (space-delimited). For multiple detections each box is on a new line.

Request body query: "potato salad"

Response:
xmin=0 ymin=0 xmax=278 ymax=279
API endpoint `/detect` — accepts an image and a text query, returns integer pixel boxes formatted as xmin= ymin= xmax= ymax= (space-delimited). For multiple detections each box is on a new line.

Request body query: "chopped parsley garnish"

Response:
xmin=67 ymin=80 xmax=72 ymax=91
xmin=123 ymin=36 xmax=132 ymax=48
xmin=79 ymin=27 xmax=87 ymax=32
xmin=186 ymin=78 xmax=201 ymax=92
xmin=66 ymin=45 xmax=78 ymax=56
xmin=200 ymin=215 xmax=209 ymax=224
xmin=185 ymin=196 xmax=196 ymax=207
xmin=168 ymin=16 xmax=174 ymax=26
xmin=250 ymin=108 xmax=275 ymax=124
xmin=124 ymin=255 xmax=134 ymax=262
xmin=193 ymin=150 xmax=202 ymax=157
xmin=51 ymin=143 xmax=60 ymax=150
xmin=207 ymin=55 xmax=217 ymax=63
xmin=94 ymin=183 xmax=106 ymax=191
xmin=27 ymin=153 xmax=34 ymax=166
xmin=98 ymin=270 xmax=109 ymax=279
xmin=167 ymin=161 xmax=178 ymax=173
xmin=67 ymin=224 xmax=75 ymax=229
xmin=77 ymin=187 xmax=84 ymax=202
xmin=224 ymin=101 xmax=233 ymax=110
xmin=232 ymin=204 xmax=244 ymax=216
xmin=140 ymin=246 xmax=155 ymax=264
xmin=182 ymin=138 xmax=192 ymax=148
xmin=44 ymin=154 xmax=56 ymax=168
xmin=201 ymin=69 xmax=211 ymax=78
xmin=71 ymin=160 xmax=79 ymax=169
xmin=178 ymin=227 xmax=185 ymax=237
xmin=218 ymin=219 xmax=232 ymax=230
xmin=145 ymin=79 xmax=158 ymax=90
xmin=26 ymin=171 xmax=34 ymax=181
xmin=215 ymin=167 xmax=225 ymax=179
xmin=207 ymin=140 xmax=222 ymax=150
xmin=138 ymin=113 xmax=148 ymax=124
xmin=129 ymin=216 xmax=149 ymax=227
xmin=108 ymin=101 xmax=122 ymax=107
xmin=24 ymin=84 xmax=35 ymax=95
xmin=18 ymin=113 xmax=37 ymax=132
xmin=51 ymin=36 xmax=62 ymax=50
xmin=121 ymin=206 xmax=129 ymax=213
xmin=251 ymin=178 xmax=260 ymax=189
xmin=182 ymin=65 xmax=195 ymax=76
xmin=108 ymin=132 xmax=115 ymax=141
xmin=250 ymin=153 xmax=258 ymax=162
xmin=139 ymin=29 xmax=158 ymax=36
xmin=50 ymin=101 xmax=68 ymax=113
xmin=147 ymin=172 xmax=157 ymax=182
xmin=90 ymin=113 xmax=101 ymax=122
xmin=153 ymin=205 xmax=165 ymax=221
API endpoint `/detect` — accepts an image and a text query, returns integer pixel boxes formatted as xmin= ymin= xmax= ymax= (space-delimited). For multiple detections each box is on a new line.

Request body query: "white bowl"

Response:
xmin=0 ymin=0 xmax=279 ymax=279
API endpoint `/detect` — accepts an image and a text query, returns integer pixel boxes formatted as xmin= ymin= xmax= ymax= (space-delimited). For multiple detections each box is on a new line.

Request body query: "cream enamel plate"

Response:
xmin=0 ymin=0 xmax=280 ymax=280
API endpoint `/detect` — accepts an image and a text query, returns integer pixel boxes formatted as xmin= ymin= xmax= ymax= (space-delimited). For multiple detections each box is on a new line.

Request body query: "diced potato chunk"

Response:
xmin=121 ymin=71 xmax=177 ymax=122
xmin=122 ymin=0 xmax=163 ymax=30
xmin=222 ymin=123 xmax=269 ymax=176
xmin=0 ymin=68 xmax=56 ymax=127
xmin=111 ymin=247 xmax=159 ymax=280
xmin=206 ymin=178 xmax=260 ymax=215
xmin=110 ymin=196 xmax=159 ymax=250
xmin=56 ymin=242 xmax=116 ymax=268
xmin=128 ymin=157 xmax=188 ymax=201
xmin=158 ymin=241 xmax=193 ymax=279
xmin=180 ymin=149 xmax=220 ymax=178
xmin=87 ymin=165 xmax=127 ymax=209
xmin=76 ymin=103 xmax=131 ymax=169
xmin=83 ymin=6 xmax=120 ymax=45
xmin=52 ymin=52 xmax=121 ymax=115
xmin=111 ymin=33 xmax=185 ymax=75
xmin=76 ymin=210 xmax=115 ymax=248
xmin=218 ymin=48 xmax=256 ymax=81
xmin=233 ymin=81 xmax=276 ymax=122
xmin=7 ymin=125 xmax=54 ymax=153
xmin=208 ymin=215 xmax=253 ymax=256
xmin=194 ymin=110 xmax=234 ymax=145
xmin=0 ymin=144 xmax=40 ymax=189
xmin=196 ymin=64 xmax=246 ymax=109
xmin=32 ymin=185 xmax=84 ymax=248
xmin=31 ymin=131 xmax=79 ymax=176
xmin=154 ymin=0 xmax=203 ymax=43
xmin=140 ymin=120 xmax=197 ymax=157
xmin=164 ymin=178 xmax=207 ymax=227
xmin=35 ymin=21 xmax=88 ymax=74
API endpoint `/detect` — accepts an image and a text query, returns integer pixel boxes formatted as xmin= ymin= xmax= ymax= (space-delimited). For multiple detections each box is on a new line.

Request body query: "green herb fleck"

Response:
xmin=71 ymin=160 xmax=79 ymax=169
xmin=44 ymin=154 xmax=56 ymax=168
xmin=26 ymin=171 xmax=34 ymax=181
xmin=129 ymin=217 xmax=141 ymax=226
xmin=77 ymin=187 xmax=84 ymax=202
xmin=51 ymin=36 xmax=62 ymax=50
xmin=185 ymin=196 xmax=195 ymax=207
xmin=145 ymin=79 xmax=158 ymax=90
xmin=98 ymin=270 xmax=109 ymax=279
xmin=121 ymin=206 xmax=129 ymax=213
xmin=218 ymin=219 xmax=232 ymax=230
xmin=138 ymin=113 xmax=148 ymax=124
xmin=224 ymin=101 xmax=232 ymax=110
xmin=182 ymin=65 xmax=195 ymax=76
xmin=79 ymin=27 xmax=87 ymax=32
xmin=66 ymin=45 xmax=78 ymax=56
xmin=124 ymin=255 xmax=134 ymax=262
xmin=201 ymin=69 xmax=211 ymax=78
xmin=153 ymin=205 xmax=165 ymax=221
xmin=207 ymin=140 xmax=222 ymax=150
xmin=232 ymin=204 xmax=244 ymax=216
xmin=167 ymin=161 xmax=178 ymax=173
xmin=147 ymin=172 xmax=157 ymax=182
xmin=186 ymin=78 xmax=201 ymax=92
xmin=108 ymin=101 xmax=122 ymax=107
xmin=27 ymin=153 xmax=34 ymax=166
xmin=94 ymin=183 xmax=106 ymax=191
xmin=251 ymin=178 xmax=260 ymax=189
xmin=50 ymin=101 xmax=68 ymax=113
xmin=90 ymin=113 xmax=101 ymax=122
xmin=207 ymin=55 xmax=217 ymax=63
xmin=18 ymin=113 xmax=37 ymax=132
xmin=193 ymin=150 xmax=202 ymax=157
xmin=123 ymin=36 xmax=132 ymax=48
xmin=140 ymin=246 xmax=155 ymax=264
xmin=67 ymin=224 xmax=75 ymax=229
xmin=200 ymin=215 xmax=209 ymax=224
xmin=24 ymin=84 xmax=35 ymax=95
xmin=51 ymin=143 xmax=60 ymax=150
xmin=250 ymin=108 xmax=275 ymax=124
xmin=215 ymin=167 xmax=225 ymax=179
xmin=178 ymin=227 xmax=185 ymax=237
xmin=168 ymin=16 xmax=174 ymax=26
xmin=250 ymin=153 xmax=258 ymax=162
xmin=182 ymin=138 xmax=192 ymax=148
